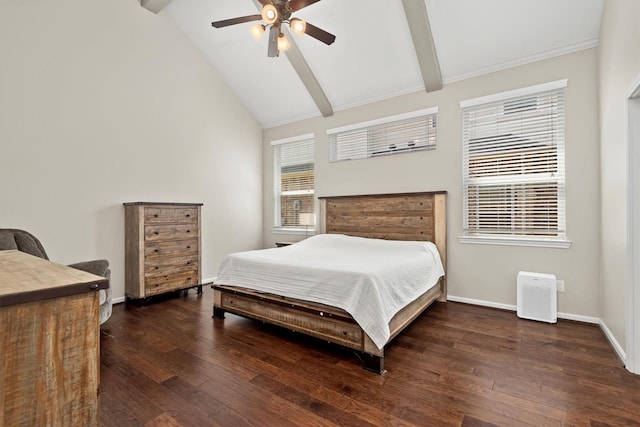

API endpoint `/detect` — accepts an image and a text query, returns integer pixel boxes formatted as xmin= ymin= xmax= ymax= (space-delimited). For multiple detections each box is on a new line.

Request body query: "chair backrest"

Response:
xmin=0 ymin=229 xmax=49 ymax=260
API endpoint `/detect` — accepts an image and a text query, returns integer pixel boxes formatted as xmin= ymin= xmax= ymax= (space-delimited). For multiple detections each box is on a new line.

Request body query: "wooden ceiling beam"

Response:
xmin=402 ymin=0 xmax=443 ymax=92
xmin=282 ymin=28 xmax=334 ymax=118
xmin=140 ymin=0 xmax=173 ymax=14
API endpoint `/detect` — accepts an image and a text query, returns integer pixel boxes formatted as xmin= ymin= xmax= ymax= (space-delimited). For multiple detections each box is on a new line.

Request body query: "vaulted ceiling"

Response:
xmin=159 ymin=0 xmax=604 ymax=129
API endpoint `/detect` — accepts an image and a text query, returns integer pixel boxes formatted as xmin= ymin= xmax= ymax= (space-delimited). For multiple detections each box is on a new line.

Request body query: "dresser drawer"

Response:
xmin=144 ymin=271 xmax=199 ymax=296
xmin=144 ymin=255 xmax=198 ymax=276
xmin=145 ymin=224 xmax=197 ymax=242
xmin=144 ymin=239 xmax=198 ymax=259
xmin=144 ymin=207 xmax=198 ymax=224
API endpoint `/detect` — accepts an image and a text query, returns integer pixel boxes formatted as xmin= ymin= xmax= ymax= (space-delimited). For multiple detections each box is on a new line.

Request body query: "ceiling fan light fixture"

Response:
xmin=290 ymin=18 xmax=306 ymax=35
xmin=277 ymin=33 xmax=291 ymax=51
xmin=250 ymin=24 xmax=265 ymax=40
xmin=261 ymin=4 xmax=278 ymax=25
xmin=211 ymin=0 xmax=336 ymax=58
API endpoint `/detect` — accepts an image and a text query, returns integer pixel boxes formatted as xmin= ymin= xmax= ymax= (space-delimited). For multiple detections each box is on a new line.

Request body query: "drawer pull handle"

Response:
xmin=186 ymin=261 xmax=191 ymax=265
xmin=186 ymin=214 xmax=191 ymax=217
xmin=155 ymin=266 xmax=159 ymax=270
xmin=154 ymin=249 xmax=159 ymax=253
xmin=186 ymin=246 xmax=191 ymax=249
xmin=186 ymin=230 xmax=191 ymax=233
xmin=154 ymin=214 xmax=158 ymax=217
xmin=154 ymin=232 xmax=159 ymax=235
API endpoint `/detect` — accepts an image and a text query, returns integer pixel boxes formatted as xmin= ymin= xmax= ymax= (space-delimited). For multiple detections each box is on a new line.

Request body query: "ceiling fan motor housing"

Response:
xmin=269 ymin=0 xmax=292 ymax=26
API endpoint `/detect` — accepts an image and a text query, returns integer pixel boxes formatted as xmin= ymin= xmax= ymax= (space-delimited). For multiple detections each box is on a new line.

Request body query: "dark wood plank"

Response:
xmin=161 ymin=376 xmax=252 ymax=427
xmin=100 ymin=288 xmax=640 ymax=427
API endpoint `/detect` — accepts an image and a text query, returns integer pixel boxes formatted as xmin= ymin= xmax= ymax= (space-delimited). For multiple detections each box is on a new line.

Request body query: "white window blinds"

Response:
xmin=328 ymin=107 xmax=438 ymax=162
xmin=272 ymin=135 xmax=314 ymax=230
xmin=461 ymin=81 xmax=566 ymax=239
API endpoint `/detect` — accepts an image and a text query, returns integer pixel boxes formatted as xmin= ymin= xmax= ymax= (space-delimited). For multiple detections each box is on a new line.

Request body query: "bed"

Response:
xmin=212 ymin=191 xmax=447 ymax=373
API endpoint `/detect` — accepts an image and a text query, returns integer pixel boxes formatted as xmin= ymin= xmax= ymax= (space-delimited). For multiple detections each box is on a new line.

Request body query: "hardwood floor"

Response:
xmin=99 ymin=287 xmax=640 ymax=426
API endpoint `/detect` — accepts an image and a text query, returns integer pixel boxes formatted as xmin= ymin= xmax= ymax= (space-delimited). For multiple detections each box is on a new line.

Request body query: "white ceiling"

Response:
xmin=164 ymin=0 xmax=604 ymax=129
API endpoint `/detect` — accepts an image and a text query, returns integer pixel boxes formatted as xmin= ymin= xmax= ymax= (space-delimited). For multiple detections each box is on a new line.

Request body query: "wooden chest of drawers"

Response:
xmin=1 ymin=251 xmax=108 ymax=426
xmin=124 ymin=202 xmax=203 ymax=299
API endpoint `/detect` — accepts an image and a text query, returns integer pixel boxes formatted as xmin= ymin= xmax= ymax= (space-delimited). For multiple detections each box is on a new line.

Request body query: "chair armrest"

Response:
xmin=68 ymin=259 xmax=110 ymax=279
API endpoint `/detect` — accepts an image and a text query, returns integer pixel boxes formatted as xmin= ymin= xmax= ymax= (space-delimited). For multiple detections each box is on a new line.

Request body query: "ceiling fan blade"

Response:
xmin=289 ymin=0 xmax=321 ymax=12
xmin=304 ymin=22 xmax=336 ymax=45
xmin=267 ymin=26 xmax=279 ymax=57
xmin=211 ymin=14 xmax=262 ymax=28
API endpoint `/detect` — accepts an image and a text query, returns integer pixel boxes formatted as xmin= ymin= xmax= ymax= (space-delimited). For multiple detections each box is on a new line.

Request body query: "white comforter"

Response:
xmin=215 ymin=233 xmax=445 ymax=349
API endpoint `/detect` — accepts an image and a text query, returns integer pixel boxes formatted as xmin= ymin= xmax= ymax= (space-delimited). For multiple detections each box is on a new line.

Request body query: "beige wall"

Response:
xmin=0 ymin=0 xmax=263 ymax=299
xmin=263 ymin=49 xmax=601 ymax=318
xmin=598 ymin=0 xmax=640 ymax=352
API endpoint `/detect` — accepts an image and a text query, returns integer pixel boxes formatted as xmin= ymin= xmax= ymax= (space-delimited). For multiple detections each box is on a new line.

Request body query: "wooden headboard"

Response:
xmin=318 ymin=191 xmax=447 ymax=281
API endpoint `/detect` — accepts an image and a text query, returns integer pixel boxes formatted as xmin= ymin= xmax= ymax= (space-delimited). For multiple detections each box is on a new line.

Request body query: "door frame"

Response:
xmin=626 ymin=74 xmax=640 ymax=374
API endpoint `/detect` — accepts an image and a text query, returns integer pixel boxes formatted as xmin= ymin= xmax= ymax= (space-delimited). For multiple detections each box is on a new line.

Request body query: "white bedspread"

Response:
xmin=215 ymin=234 xmax=445 ymax=349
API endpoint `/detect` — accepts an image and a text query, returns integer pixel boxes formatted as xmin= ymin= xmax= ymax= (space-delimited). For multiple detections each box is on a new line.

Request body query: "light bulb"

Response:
xmin=261 ymin=4 xmax=278 ymax=24
xmin=250 ymin=24 xmax=265 ymax=40
xmin=290 ymin=18 xmax=306 ymax=35
xmin=277 ymin=33 xmax=291 ymax=51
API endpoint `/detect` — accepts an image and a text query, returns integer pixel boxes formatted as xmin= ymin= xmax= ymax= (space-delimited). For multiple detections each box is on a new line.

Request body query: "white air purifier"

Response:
xmin=517 ymin=271 xmax=557 ymax=323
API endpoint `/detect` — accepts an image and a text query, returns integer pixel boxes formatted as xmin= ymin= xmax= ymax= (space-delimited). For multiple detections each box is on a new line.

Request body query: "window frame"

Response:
xmin=271 ymin=133 xmax=315 ymax=235
xmin=458 ymin=80 xmax=572 ymax=249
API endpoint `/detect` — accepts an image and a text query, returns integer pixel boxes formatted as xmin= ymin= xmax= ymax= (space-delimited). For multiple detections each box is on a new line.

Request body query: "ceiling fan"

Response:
xmin=211 ymin=0 xmax=336 ymax=58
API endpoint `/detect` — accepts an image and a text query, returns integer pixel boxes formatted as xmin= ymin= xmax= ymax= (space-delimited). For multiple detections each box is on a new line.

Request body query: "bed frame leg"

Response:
xmin=212 ymin=306 xmax=225 ymax=319
xmin=357 ymin=352 xmax=385 ymax=375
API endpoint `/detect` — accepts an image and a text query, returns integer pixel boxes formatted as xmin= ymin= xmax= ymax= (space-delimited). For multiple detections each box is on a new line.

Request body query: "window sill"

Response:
xmin=458 ymin=235 xmax=572 ymax=249
xmin=272 ymin=227 xmax=316 ymax=236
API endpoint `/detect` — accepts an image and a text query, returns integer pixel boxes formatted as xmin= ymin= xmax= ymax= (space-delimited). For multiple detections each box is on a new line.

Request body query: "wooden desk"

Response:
xmin=0 ymin=250 xmax=109 ymax=426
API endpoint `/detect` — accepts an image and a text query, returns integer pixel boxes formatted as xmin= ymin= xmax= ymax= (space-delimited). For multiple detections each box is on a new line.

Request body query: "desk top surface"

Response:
xmin=0 ymin=250 xmax=108 ymax=307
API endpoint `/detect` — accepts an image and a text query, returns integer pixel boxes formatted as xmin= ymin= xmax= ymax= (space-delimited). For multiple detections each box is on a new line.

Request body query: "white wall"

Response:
xmin=598 ymin=0 xmax=640 ymax=354
xmin=0 ymin=0 xmax=263 ymax=299
xmin=263 ymin=49 xmax=601 ymax=318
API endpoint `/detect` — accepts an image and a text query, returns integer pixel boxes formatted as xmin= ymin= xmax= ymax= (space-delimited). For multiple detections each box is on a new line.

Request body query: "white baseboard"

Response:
xmin=447 ymin=295 xmax=517 ymax=312
xmin=447 ymin=295 xmax=600 ymax=323
xmin=558 ymin=311 xmax=600 ymax=324
xmin=447 ymin=294 xmax=626 ymax=366
xmin=112 ymin=296 xmax=126 ymax=304
xmin=599 ymin=319 xmax=627 ymax=366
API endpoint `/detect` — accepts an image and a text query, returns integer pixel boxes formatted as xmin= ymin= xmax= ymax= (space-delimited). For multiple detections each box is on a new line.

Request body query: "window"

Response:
xmin=460 ymin=80 xmax=570 ymax=248
xmin=272 ymin=134 xmax=314 ymax=233
xmin=328 ymin=107 xmax=438 ymax=162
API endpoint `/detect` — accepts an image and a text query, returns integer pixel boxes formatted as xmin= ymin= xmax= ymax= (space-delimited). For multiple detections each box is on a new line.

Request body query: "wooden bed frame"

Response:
xmin=212 ymin=191 xmax=447 ymax=374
